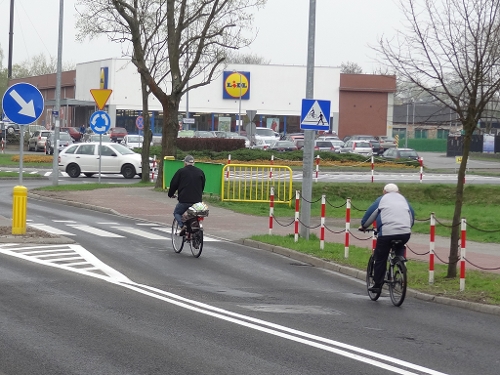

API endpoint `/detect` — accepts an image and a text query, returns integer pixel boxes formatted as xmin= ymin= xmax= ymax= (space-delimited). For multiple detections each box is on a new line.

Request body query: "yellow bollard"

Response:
xmin=12 ymin=185 xmax=27 ymax=235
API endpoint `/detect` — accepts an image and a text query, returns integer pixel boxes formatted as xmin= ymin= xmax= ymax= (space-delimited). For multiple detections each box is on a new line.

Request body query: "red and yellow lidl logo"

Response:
xmin=223 ymin=71 xmax=250 ymax=100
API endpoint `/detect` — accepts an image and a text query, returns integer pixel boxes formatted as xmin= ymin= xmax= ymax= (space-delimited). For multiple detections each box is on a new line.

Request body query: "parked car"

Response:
xmin=220 ymin=132 xmax=250 ymax=147
xmin=314 ymin=139 xmax=344 ymax=153
xmin=87 ymin=134 xmax=112 ymax=143
xmin=253 ymin=127 xmax=280 ymax=145
xmin=0 ymin=121 xmax=20 ymax=135
xmin=121 ymin=134 xmax=144 ymax=149
xmin=193 ymin=131 xmax=216 ymax=138
xmin=340 ymin=140 xmax=373 ymax=156
xmin=28 ymin=130 xmax=53 ymax=152
xmin=109 ymin=127 xmax=128 ymax=143
xmin=252 ymin=138 xmax=275 ymax=150
xmin=284 ymin=133 xmax=305 ymax=149
xmin=382 ymin=147 xmax=420 ymax=161
xmin=269 ymin=140 xmax=298 ymax=152
xmin=45 ymin=131 xmax=74 ymax=155
xmin=368 ymin=139 xmax=383 ymax=155
xmin=61 ymin=126 xmax=83 ymax=142
xmin=376 ymin=136 xmax=398 ymax=151
xmin=58 ymin=142 xmax=144 ymax=179
xmin=178 ymin=130 xmax=195 ymax=138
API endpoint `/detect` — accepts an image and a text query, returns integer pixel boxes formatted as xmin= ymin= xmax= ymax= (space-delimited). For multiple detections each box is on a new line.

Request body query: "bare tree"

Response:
xmin=340 ymin=61 xmax=363 ymax=74
xmin=75 ymin=0 xmax=265 ymax=188
xmin=225 ymin=51 xmax=270 ymax=64
xmin=376 ymin=0 xmax=500 ymax=277
xmin=11 ymin=53 xmax=75 ymax=78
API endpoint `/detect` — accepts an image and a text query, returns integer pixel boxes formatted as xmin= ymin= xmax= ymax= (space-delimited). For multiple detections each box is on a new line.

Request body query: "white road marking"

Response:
xmin=29 ymin=223 xmax=74 ymax=236
xmin=111 ymin=226 xmax=168 ymax=240
xmin=66 ymin=224 xmax=125 ymax=237
xmin=151 ymin=226 xmax=219 ymax=241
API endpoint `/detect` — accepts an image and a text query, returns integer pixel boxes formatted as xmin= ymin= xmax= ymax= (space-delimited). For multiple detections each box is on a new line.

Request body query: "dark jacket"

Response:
xmin=168 ymin=165 xmax=206 ymax=204
xmin=361 ymin=192 xmax=415 ymax=236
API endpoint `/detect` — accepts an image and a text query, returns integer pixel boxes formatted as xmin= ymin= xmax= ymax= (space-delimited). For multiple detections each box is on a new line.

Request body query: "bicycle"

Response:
xmin=363 ymin=228 xmax=408 ymax=307
xmin=171 ymin=202 xmax=209 ymax=258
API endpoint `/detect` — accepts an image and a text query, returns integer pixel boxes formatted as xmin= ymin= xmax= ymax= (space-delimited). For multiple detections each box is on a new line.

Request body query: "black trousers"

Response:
xmin=373 ymin=233 xmax=411 ymax=286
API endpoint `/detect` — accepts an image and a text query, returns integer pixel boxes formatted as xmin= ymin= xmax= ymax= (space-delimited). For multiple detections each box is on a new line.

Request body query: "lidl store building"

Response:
xmin=8 ymin=58 xmax=397 ymax=140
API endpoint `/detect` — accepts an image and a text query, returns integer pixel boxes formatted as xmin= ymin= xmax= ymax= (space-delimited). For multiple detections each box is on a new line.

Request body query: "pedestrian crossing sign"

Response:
xmin=300 ymin=99 xmax=331 ymax=131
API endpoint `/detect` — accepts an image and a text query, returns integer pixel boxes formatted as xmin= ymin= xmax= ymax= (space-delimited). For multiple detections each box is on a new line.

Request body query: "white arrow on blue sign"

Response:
xmin=89 ymin=111 xmax=111 ymax=135
xmin=1 ymin=83 xmax=44 ymax=125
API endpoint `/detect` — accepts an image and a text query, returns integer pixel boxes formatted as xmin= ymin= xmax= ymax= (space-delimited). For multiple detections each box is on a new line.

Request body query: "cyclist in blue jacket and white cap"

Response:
xmin=359 ymin=183 xmax=415 ymax=293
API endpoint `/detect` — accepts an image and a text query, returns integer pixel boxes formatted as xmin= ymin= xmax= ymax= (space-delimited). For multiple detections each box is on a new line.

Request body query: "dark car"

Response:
xmin=368 ymin=140 xmax=383 ymax=155
xmin=109 ymin=127 xmax=128 ymax=143
xmin=382 ymin=147 xmax=420 ymax=160
xmin=268 ymin=140 xmax=298 ymax=152
xmin=61 ymin=127 xmax=83 ymax=142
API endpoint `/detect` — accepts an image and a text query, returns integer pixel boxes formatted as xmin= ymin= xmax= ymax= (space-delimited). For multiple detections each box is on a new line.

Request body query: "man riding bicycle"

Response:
xmin=168 ymin=155 xmax=206 ymax=236
xmin=359 ymin=183 xmax=415 ymax=293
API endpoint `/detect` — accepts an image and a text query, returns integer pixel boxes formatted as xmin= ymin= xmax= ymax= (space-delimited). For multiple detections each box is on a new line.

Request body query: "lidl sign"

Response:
xmin=223 ymin=71 xmax=250 ymax=100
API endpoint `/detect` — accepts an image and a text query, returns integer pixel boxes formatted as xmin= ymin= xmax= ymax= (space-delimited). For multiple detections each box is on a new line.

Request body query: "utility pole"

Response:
xmin=299 ymin=0 xmax=316 ymax=240
xmin=52 ymin=0 xmax=64 ymax=186
xmin=7 ymin=0 xmax=14 ymax=79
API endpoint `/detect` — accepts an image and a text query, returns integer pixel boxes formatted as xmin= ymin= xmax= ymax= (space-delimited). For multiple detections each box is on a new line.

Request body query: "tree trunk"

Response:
xmin=447 ymin=130 xmax=472 ymax=277
xmin=154 ymin=95 xmax=180 ymax=189
xmin=140 ymin=76 xmax=152 ymax=183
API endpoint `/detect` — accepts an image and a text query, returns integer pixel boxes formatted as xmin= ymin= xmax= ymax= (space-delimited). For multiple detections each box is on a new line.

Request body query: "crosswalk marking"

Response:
xmin=66 ymin=224 xmax=125 ymax=237
xmin=111 ymin=226 xmax=168 ymax=240
xmin=29 ymin=223 xmax=74 ymax=236
xmin=151 ymin=226 xmax=218 ymax=242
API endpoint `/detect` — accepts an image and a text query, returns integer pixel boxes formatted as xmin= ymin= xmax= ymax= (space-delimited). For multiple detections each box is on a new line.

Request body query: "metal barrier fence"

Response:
xmin=221 ymin=164 xmax=293 ymax=204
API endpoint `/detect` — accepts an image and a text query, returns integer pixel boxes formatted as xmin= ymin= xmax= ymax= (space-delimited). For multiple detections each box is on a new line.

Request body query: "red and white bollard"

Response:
xmin=460 ymin=218 xmax=467 ymax=291
xmin=150 ymin=155 xmax=157 ymax=182
xmin=294 ymin=190 xmax=300 ymax=242
xmin=268 ymin=187 xmax=274 ymax=235
xmin=419 ymin=157 xmax=424 ymax=183
xmin=320 ymin=195 xmax=326 ymax=250
xmin=429 ymin=212 xmax=435 ymax=284
xmin=269 ymin=154 xmax=274 ymax=179
xmin=345 ymin=198 xmax=351 ymax=258
xmin=315 ymin=155 xmax=320 ymax=182
xmin=371 ymin=155 xmax=374 ymax=183
xmin=226 ymin=154 xmax=231 ymax=179
xmin=1 ymin=139 xmax=4 ymax=154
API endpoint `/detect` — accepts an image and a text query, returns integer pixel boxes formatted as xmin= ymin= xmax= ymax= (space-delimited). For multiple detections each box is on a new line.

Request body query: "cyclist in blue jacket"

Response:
xmin=359 ymin=183 xmax=415 ymax=293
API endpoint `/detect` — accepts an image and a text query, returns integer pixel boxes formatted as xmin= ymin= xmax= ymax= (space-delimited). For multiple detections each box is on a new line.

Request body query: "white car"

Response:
xmin=121 ymin=134 xmax=144 ymax=149
xmin=253 ymin=127 xmax=280 ymax=145
xmin=340 ymin=140 xmax=373 ymax=156
xmin=58 ymin=142 xmax=143 ymax=179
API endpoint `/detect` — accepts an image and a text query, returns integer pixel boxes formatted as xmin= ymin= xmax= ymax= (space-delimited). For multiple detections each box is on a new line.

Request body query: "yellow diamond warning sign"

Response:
xmin=90 ymin=89 xmax=113 ymax=110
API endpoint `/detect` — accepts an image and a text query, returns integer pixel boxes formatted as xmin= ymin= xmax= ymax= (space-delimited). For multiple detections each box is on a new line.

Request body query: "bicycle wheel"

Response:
xmin=366 ymin=255 xmax=381 ymax=301
xmin=171 ymin=219 xmax=184 ymax=253
xmin=389 ymin=260 xmax=407 ymax=307
xmin=189 ymin=229 xmax=203 ymax=258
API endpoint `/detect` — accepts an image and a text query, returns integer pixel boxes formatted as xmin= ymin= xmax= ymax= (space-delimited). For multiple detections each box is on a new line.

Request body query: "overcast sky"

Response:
xmin=0 ymin=0 xmax=403 ymax=73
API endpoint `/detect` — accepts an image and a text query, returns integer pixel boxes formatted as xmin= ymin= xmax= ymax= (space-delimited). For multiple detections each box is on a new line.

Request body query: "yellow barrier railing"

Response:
xmin=221 ymin=164 xmax=293 ymax=204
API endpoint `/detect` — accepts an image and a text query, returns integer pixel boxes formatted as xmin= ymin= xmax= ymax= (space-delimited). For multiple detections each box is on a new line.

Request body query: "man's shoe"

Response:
xmin=368 ymin=284 xmax=382 ymax=293
xmin=178 ymin=226 xmax=187 ymax=236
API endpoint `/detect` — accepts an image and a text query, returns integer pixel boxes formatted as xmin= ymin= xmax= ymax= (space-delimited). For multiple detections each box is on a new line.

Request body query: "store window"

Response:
xmin=415 ymin=129 xmax=428 ymax=139
xmin=437 ymin=129 xmax=449 ymax=139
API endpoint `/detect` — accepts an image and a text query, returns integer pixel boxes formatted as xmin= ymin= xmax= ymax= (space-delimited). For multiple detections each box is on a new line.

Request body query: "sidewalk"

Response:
xmin=30 ymin=186 xmax=500 ymax=275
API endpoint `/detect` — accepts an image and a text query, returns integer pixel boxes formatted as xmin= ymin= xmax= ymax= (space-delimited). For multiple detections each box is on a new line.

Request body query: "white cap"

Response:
xmin=383 ymin=183 xmax=399 ymax=193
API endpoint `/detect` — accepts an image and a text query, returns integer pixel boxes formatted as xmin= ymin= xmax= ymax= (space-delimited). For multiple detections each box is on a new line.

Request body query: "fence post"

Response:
xmin=429 ymin=212 xmax=435 ymax=284
xmin=269 ymin=187 xmax=274 ymax=235
xmin=315 ymin=155 xmax=320 ymax=182
xmin=345 ymin=198 xmax=351 ymax=258
xmin=294 ymin=190 xmax=300 ymax=242
xmin=419 ymin=157 xmax=424 ymax=183
xmin=226 ymin=154 xmax=231 ymax=179
xmin=460 ymin=218 xmax=467 ymax=291
xmin=320 ymin=195 xmax=326 ymax=250
xmin=371 ymin=155 xmax=374 ymax=183
xmin=269 ymin=154 xmax=274 ymax=179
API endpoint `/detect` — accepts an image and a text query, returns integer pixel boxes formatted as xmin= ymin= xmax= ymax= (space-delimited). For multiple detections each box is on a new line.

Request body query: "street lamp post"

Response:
xmin=238 ymin=72 xmax=242 ymax=135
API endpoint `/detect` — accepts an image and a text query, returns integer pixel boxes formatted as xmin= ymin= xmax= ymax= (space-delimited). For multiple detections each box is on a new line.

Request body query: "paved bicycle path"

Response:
xmin=30 ymin=186 xmax=500 ymax=275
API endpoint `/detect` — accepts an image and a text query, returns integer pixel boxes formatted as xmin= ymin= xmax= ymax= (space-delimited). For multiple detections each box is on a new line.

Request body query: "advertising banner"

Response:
xmin=266 ymin=118 xmax=280 ymax=133
xmin=218 ymin=116 xmax=231 ymax=132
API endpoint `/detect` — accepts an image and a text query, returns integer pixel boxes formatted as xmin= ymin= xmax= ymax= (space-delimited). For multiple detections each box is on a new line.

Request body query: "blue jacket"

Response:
xmin=361 ymin=192 xmax=415 ymax=236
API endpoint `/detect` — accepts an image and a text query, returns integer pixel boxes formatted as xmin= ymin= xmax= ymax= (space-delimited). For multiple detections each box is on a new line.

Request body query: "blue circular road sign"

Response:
xmin=89 ymin=111 xmax=111 ymax=135
xmin=1 ymin=83 xmax=44 ymax=125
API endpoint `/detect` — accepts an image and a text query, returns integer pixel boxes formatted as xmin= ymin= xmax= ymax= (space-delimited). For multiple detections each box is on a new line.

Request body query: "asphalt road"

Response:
xmin=0 ymin=181 xmax=499 ymax=374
